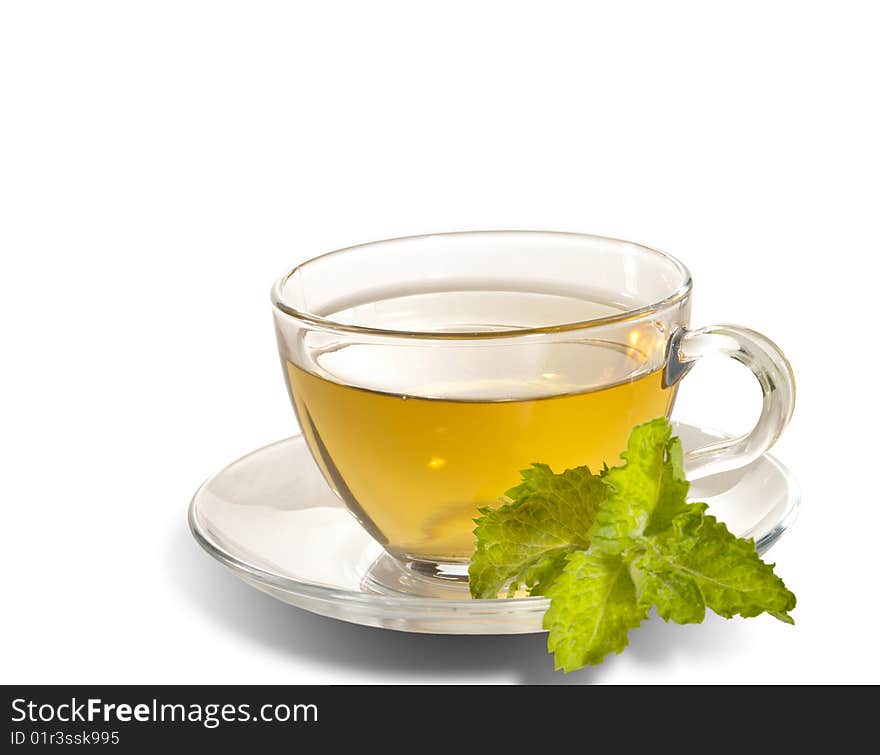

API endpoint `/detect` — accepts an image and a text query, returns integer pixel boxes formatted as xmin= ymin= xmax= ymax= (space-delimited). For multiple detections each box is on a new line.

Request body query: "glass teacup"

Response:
xmin=272 ymin=231 xmax=794 ymax=580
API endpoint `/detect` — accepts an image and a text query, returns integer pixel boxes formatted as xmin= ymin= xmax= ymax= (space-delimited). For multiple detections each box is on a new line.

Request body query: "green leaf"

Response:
xmin=590 ymin=419 xmax=690 ymax=554
xmin=543 ymin=550 xmax=647 ymax=672
xmin=468 ymin=464 xmax=604 ymax=598
xmin=504 ymin=463 xmax=605 ymax=532
xmin=631 ymin=557 xmax=707 ymax=624
xmin=516 ymin=550 xmax=570 ymax=597
xmin=640 ymin=505 xmax=797 ymax=623
xmin=468 ymin=417 xmax=798 ymax=672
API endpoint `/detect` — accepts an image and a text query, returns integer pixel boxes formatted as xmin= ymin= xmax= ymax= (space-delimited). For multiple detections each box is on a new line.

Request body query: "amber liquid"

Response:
xmin=286 ymin=358 xmax=675 ymax=564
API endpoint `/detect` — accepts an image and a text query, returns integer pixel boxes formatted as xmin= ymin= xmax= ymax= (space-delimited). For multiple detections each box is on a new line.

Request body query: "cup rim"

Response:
xmin=271 ymin=230 xmax=693 ymax=340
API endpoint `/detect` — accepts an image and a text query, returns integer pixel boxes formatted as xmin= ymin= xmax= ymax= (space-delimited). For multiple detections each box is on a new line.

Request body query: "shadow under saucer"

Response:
xmin=169 ymin=525 xmax=748 ymax=684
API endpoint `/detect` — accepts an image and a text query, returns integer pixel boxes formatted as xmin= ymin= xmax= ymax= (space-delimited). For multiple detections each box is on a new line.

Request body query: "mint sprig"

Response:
xmin=469 ymin=418 xmax=796 ymax=673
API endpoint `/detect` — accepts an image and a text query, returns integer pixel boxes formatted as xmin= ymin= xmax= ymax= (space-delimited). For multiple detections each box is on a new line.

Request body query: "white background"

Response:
xmin=2 ymin=1 xmax=878 ymax=684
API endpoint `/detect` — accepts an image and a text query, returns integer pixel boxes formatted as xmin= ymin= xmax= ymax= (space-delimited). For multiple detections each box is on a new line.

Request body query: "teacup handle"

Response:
xmin=666 ymin=325 xmax=796 ymax=479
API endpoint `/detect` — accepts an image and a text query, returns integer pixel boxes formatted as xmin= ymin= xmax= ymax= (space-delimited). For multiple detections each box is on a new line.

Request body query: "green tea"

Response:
xmin=286 ymin=360 xmax=675 ymax=564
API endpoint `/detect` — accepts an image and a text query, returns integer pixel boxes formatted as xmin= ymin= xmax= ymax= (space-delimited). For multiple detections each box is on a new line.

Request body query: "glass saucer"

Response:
xmin=188 ymin=422 xmax=799 ymax=635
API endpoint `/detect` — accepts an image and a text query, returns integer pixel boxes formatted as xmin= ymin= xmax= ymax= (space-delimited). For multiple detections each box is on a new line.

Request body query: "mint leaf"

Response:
xmin=469 ymin=417 xmax=797 ymax=673
xmin=543 ymin=550 xmax=647 ymax=671
xmin=504 ymin=463 xmax=605 ymax=529
xmin=630 ymin=559 xmax=707 ymax=624
xmin=590 ymin=418 xmax=690 ymax=554
xmin=468 ymin=464 xmax=604 ymax=598
xmin=637 ymin=505 xmax=796 ymax=623
xmin=514 ymin=551 xmax=570 ymax=598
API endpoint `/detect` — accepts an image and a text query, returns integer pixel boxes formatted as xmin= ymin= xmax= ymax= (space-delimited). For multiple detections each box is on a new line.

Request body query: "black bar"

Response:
xmin=1 ymin=685 xmax=871 ymax=748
